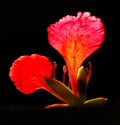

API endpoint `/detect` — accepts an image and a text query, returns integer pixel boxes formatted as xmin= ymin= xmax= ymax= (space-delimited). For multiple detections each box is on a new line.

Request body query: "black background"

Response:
xmin=0 ymin=0 xmax=120 ymax=124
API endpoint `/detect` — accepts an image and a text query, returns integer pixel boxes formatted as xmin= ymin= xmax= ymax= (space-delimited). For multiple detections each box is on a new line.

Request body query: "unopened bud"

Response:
xmin=63 ymin=65 xmax=67 ymax=74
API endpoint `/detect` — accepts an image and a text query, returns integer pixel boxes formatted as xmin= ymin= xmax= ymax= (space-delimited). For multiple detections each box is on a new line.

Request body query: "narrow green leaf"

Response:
xmin=77 ymin=66 xmax=88 ymax=103
xmin=84 ymin=97 xmax=108 ymax=107
xmin=43 ymin=77 xmax=79 ymax=106
xmin=44 ymin=103 xmax=69 ymax=109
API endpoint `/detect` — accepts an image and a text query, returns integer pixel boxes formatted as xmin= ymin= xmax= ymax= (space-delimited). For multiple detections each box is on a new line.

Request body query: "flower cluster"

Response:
xmin=9 ymin=12 xmax=107 ymax=109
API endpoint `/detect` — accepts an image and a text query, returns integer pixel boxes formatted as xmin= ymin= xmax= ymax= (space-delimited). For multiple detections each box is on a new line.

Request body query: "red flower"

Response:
xmin=47 ymin=12 xmax=105 ymax=96
xmin=9 ymin=54 xmax=53 ymax=94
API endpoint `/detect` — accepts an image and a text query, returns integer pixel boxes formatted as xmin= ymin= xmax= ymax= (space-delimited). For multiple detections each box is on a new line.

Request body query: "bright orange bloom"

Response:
xmin=47 ymin=12 xmax=105 ymax=96
xmin=9 ymin=54 xmax=53 ymax=94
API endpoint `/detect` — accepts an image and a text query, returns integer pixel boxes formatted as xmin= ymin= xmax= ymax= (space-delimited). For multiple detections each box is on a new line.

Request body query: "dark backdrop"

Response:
xmin=0 ymin=1 xmax=120 ymax=123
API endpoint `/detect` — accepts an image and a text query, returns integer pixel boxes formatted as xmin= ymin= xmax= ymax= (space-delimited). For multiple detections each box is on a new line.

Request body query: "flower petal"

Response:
xmin=48 ymin=12 xmax=105 ymax=96
xmin=9 ymin=54 xmax=53 ymax=94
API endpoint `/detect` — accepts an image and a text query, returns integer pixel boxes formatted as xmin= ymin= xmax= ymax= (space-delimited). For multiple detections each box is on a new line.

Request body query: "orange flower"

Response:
xmin=47 ymin=12 xmax=105 ymax=96
xmin=9 ymin=54 xmax=53 ymax=94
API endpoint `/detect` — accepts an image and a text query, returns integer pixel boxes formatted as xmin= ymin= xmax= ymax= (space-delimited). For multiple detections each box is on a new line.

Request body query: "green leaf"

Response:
xmin=84 ymin=97 xmax=108 ymax=107
xmin=77 ymin=66 xmax=88 ymax=103
xmin=44 ymin=103 xmax=69 ymax=109
xmin=43 ymin=77 xmax=79 ymax=106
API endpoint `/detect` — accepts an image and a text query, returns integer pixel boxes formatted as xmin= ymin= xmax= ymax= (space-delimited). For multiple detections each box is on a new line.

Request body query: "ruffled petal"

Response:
xmin=9 ymin=54 xmax=53 ymax=94
xmin=48 ymin=12 xmax=105 ymax=96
